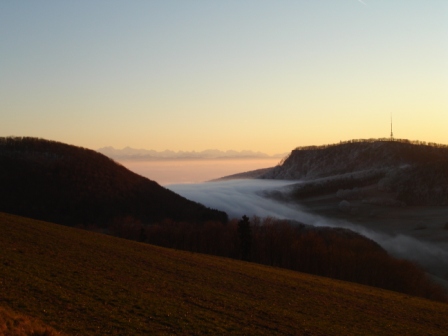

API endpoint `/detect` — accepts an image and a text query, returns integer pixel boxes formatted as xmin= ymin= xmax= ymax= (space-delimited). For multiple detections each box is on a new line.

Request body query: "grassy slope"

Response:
xmin=0 ymin=305 xmax=65 ymax=336
xmin=1 ymin=213 xmax=447 ymax=335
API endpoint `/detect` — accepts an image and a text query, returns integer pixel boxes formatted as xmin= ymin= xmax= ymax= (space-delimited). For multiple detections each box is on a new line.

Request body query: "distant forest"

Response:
xmin=294 ymin=138 xmax=448 ymax=152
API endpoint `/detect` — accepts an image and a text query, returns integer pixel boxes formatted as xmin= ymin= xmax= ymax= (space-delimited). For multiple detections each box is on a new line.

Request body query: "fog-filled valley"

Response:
xmin=2 ymin=137 xmax=448 ymax=334
xmin=168 ymin=179 xmax=448 ymax=286
xmin=108 ymin=139 xmax=448 ymax=289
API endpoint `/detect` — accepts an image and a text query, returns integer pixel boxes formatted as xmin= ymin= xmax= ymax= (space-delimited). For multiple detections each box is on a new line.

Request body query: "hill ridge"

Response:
xmin=0 ymin=136 xmax=227 ymax=227
xmin=261 ymin=138 xmax=448 ymax=180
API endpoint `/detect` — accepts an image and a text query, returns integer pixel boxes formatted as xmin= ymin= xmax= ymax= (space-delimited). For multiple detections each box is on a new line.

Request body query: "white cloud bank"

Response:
xmin=168 ymin=179 xmax=448 ymax=280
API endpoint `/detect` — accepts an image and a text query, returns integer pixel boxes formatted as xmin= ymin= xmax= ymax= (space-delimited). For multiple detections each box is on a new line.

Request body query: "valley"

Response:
xmin=171 ymin=140 xmax=448 ymax=287
xmin=2 ymin=137 xmax=448 ymax=334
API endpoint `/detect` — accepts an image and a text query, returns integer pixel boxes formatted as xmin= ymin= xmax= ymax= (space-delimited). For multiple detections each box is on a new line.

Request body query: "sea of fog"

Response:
xmin=119 ymin=158 xmax=280 ymax=185
xmin=167 ymin=179 xmax=448 ymax=281
xmin=120 ymin=158 xmax=448 ymax=282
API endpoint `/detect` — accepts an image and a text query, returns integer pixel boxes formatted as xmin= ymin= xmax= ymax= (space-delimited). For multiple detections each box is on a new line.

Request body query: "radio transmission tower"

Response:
xmin=390 ymin=113 xmax=394 ymax=140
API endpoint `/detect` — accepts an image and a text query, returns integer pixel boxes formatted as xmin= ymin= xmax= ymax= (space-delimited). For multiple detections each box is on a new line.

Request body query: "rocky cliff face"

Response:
xmin=259 ymin=140 xmax=448 ymax=180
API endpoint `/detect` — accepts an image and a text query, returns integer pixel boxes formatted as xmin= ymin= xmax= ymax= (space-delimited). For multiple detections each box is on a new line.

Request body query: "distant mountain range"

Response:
xmin=98 ymin=146 xmax=286 ymax=160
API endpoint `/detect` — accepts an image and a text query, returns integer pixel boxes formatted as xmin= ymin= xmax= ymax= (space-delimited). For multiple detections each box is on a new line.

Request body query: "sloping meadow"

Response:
xmin=1 ymin=212 xmax=448 ymax=335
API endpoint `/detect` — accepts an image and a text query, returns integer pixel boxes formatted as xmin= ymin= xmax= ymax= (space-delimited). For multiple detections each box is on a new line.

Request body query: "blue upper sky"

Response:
xmin=1 ymin=1 xmax=447 ymax=154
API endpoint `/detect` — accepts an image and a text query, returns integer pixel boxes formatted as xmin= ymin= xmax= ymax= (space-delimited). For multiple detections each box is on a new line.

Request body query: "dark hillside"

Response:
xmin=2 ymin=212 xmax=448 ymax=335
xmin=0 ymin=137 xmax=227 ymax=227
xmin=261 ymin=139 xmax=448 ymax=180
xmin=391 ymin=160 xmax=448 ymax=206
xmin=212 ymin=167 xmax=273 ymax=181
xmin=140 ymin=217 xmax=447 ymax=301
xmin=256 ymin=139 xmax=448 ymax=206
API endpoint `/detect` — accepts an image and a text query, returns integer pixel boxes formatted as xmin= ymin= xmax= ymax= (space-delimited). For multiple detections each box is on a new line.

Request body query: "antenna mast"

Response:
xmin=390 ymin=113 xmax=394 ymax=140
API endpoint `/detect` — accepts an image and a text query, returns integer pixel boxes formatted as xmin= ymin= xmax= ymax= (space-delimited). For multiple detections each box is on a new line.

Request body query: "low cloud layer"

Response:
xmin=168 ymin=180 xmax=448 ymax=281
xmin=169 ymin=180 xmax=308 ymax=220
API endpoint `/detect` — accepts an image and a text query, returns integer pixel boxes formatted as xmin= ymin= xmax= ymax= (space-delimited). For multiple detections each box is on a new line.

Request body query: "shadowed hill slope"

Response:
xmin=0 ymin=137 xmax=227 ymax=227
xmin=256 ymin=139 xmax=448 ymax=206
xmin=1 ymin=212 xmax=448 ymax=335
xmin=388 ymin=160 xmax=448 ymax=206
xmin=261 ymin=139 xmax=448 ymax=180
xmin=211 ymin=167 xmax=273 ymax=181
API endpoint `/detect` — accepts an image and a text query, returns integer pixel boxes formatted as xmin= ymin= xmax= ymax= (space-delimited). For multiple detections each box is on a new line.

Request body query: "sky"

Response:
xmin=1 ymin=1 xmax=447 ymax=155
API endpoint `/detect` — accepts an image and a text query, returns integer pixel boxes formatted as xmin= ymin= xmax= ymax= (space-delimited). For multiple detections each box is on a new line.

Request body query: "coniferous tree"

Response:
xmin=238 ymin=215 xmax=252 ymax=261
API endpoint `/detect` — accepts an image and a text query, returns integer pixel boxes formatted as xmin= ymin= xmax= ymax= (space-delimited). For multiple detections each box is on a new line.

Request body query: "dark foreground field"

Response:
xmin=1 ymin=212 xmax=448 ymax=335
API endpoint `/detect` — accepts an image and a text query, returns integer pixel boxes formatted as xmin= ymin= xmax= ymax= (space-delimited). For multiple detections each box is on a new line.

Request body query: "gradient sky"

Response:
xmin=1 ymin=1 xmax=447 ymax=155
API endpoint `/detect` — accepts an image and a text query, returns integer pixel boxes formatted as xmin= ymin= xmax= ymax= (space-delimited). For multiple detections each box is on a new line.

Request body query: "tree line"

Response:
xmin=292 ymin=138 xmax=448 ymax=152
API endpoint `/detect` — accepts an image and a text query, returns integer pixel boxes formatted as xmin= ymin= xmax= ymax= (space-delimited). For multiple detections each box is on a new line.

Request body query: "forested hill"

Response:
xmin=260 ymin=139 xmax=448 ymax=180
xmin=0 ymin=137 xmax=227 ymax=227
